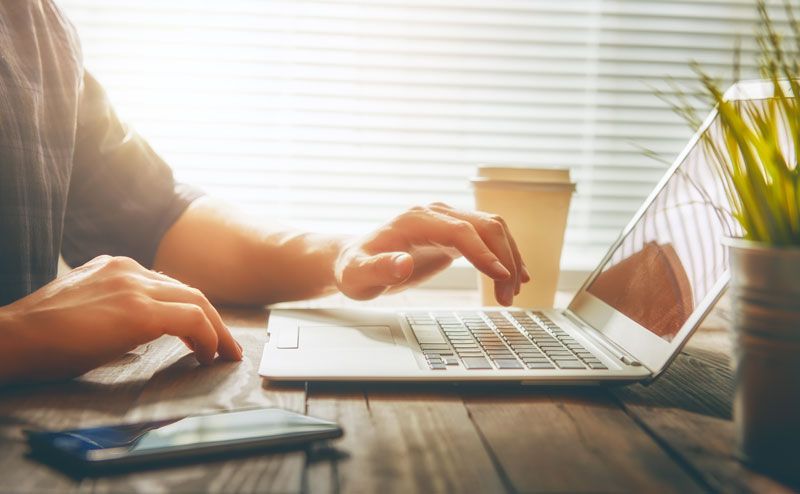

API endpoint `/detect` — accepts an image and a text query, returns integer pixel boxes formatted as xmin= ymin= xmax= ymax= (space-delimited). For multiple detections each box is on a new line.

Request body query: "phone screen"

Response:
xmin=26 ymin=407 xmax=342 ymax=467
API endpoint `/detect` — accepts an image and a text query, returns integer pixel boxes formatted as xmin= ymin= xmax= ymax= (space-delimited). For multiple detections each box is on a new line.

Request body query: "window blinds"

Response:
xmin=58 ymin=0 xmax=769 ymax=270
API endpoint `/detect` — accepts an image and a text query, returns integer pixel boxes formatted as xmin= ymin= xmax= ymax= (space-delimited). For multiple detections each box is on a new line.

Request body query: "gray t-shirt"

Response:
xmin=0 ymin=0 xmax=202 ymax=306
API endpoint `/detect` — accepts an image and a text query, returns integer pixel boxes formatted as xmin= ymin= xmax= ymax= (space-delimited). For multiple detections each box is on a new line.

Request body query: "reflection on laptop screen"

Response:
xmin=586 ymin=110 xmax=744 ymax=342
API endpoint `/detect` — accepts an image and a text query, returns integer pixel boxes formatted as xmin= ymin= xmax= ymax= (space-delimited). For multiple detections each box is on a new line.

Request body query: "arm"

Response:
xmin=154 ymin=199 xmax=530 ymax=307
xmin=153 ymin=198 xmax=346 ymax=305
xmin=0 ymin=255 xmax=241 ymax=385
xmin=0 ymin=71 xmax=241 ymax=386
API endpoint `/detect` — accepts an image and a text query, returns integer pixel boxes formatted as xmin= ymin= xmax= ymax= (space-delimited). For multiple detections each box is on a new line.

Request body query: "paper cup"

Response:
xmin=471 ymin=166 xmax=575 ymax=308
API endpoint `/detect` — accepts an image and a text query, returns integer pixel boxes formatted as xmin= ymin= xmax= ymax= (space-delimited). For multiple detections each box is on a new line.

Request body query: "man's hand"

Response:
xmin=0 ymin=255 xmax=241 ymax=384
xmin=335 ymin=203 xmax=530 ymax=306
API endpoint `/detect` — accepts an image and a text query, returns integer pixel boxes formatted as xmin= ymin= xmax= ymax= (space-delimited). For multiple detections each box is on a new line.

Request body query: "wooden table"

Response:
xmin=0 ymin=289 xmax=797 ymax=494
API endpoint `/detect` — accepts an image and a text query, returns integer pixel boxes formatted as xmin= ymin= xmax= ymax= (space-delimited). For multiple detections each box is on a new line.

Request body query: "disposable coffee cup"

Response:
xmin=471 ymin=166 xmax=575 ymax=307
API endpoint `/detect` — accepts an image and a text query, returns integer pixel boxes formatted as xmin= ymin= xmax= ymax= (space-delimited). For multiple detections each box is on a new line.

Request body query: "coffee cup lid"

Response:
xmin=470 ymin=177 xmax=576 ymax=192
xmin=475 ymin=166 xmax=571 ymax=184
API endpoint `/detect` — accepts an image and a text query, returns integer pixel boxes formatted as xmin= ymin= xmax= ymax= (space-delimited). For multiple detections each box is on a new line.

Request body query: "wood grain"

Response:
xmin=87 ymin=309 xmax=307 ymax=494
xmin=1 ymin=291 xmax=795 ymax=494
xmin=463 ymin=386 xmax=703 ymax=494
xmin=615 ymin=347 xmax=799 ymax=494
xmin=306 ymin=383 xmax=508 ymax=494
xmin=0 ymin=335 xmax=178 ymax=494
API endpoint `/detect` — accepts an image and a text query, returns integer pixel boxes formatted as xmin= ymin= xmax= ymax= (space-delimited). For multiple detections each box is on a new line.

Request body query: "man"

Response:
xmin=0 ymin=0 xmax=528 ymax=384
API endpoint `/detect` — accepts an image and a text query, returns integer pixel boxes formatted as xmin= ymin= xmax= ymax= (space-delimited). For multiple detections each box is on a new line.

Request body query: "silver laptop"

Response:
xmin=258 ymin=81 xmax=770 ymax=385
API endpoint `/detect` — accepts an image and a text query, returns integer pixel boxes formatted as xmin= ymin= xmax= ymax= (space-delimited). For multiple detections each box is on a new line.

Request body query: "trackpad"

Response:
xmin=300 ymin=325 xmax=394 ymax=349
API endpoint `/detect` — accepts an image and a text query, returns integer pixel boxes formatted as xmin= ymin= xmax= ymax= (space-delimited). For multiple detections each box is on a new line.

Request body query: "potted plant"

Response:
xmin=673 ymin=1 xmax=800 ymax=483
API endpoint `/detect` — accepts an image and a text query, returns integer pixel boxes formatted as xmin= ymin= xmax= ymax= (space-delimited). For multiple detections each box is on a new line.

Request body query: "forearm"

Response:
xmin=153 ymin=198 xmax=348 ymax=305
xmin=0 ymin=306 xmax=34 ymax=385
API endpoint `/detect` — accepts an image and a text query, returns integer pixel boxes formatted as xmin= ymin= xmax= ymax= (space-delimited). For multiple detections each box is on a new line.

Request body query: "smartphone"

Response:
xmin=25 ymin=407 xmax=343 ymax=474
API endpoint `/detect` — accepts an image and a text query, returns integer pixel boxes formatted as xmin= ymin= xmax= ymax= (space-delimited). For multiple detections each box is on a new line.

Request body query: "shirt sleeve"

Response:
xmin=61 ymin=71 xmax=204 ymax=268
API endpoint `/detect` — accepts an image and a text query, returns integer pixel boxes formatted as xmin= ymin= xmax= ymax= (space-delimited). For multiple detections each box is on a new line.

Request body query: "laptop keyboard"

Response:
xmin=405 ymin=311 xmax=608 ymax=371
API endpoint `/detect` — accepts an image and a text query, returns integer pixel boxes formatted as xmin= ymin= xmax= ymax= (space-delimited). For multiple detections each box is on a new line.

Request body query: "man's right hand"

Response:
xmin=0 ymin=255 xmax=242 ymax=384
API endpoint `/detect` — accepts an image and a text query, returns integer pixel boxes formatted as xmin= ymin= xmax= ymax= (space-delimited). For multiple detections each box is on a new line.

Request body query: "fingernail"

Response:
xmin=490 ymin=261 xmax=511 ymax=280
xmin=522 ymin=265 xmax=531 ymax=282
xmin=392 ymin=253 xmax=410 ymax=279
xmin=502 ymin=285 xmax=514 ymax=306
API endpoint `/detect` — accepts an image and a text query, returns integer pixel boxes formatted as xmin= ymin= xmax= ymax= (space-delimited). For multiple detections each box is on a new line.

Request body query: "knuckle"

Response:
xmin=428 ymin=201 xmax=451 ymax=210
xmin=187 ymin=305 xmax=207 ymax=323
xmin=107 ymin=273 xmax=137 ymax=291
xmin=120 ymin=292 xmax=149 ymax=313
xmin=487 ymin=214 xmax=506 ymax=226
xmin=187 ymin=286 xmax=207 ymax=301
xmin=396 ymin=207 xmax=425 ymax=226
xmin=104 ymin=256 xmax=138 ymax=271
xmin=452 ymin=220 xmax=475 ymax=235
xmin=485 ymin=218 xmax=506 ymax=235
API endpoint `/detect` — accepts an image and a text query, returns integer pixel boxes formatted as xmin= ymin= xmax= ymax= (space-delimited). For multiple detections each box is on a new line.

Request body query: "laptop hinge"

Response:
xmin=562 ymin=310 xmax=647 ymax=370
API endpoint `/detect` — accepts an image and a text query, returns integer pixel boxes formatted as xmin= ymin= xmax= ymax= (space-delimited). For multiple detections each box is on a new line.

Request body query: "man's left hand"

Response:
xmin=335 ymin=203 xmax=529 ymax=306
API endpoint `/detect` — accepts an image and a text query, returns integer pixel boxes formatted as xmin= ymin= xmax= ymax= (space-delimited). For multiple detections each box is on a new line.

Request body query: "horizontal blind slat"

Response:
xmin=58 ymin=0 xmax=766 ymax=267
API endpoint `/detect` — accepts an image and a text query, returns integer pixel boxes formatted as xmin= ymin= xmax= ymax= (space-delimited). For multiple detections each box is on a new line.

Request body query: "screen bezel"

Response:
xmin=567 ymin=79 xmax=775 ymax=377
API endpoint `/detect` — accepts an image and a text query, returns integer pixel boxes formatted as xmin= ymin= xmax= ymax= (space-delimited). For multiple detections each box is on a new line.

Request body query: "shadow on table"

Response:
xmin=131 ymin=353 xmax=246 ymax=405
xmin=614 ymin=347 xmax=733 ymax=420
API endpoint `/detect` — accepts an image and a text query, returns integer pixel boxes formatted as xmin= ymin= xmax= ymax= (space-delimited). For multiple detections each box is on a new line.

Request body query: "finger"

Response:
xmin=343 ymin=252 xmax=414 ymax=300
xmin=503 ymin=224 xmax=522 ymax=295
xmin=502 ymin=221 xmax=530 ymax=285
xmin=179 ymin=336 xmax=195 ymax=352
xmin=149 ymin=302 xmax=219 ymax=365
xmin=428 ymin=207 xmax=518 ymax=304
xmin=431 ymin=206 xmax=519 ymax=285
xmin=109 ymin=268 xmax=242 ymax=361
xmin=145 ymin=280 xmax=242 ymax=362
xmin=404 ymin=210 xmax=512 ymax=283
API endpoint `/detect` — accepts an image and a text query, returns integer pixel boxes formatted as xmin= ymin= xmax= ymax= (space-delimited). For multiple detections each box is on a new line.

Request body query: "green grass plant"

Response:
xmin=673 ymin=1 xmax=800 ymax=245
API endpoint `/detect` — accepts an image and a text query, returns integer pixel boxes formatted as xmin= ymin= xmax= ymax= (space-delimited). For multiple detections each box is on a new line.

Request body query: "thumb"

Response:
xmin=344 ymin=252 xmax=414 ymax=300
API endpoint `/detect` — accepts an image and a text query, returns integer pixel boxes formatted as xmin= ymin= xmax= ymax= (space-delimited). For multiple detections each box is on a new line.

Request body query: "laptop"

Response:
xmin=258 ymin=81 xmax=768 ymax=385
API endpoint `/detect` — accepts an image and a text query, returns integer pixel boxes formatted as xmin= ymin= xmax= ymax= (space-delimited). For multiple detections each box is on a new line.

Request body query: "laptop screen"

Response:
xmin=584 ymin=108 xmax=743 ymax=342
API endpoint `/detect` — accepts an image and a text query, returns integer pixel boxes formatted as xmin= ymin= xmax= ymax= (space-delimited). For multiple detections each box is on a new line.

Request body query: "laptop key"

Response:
xmin=485 ymin=346 xmax=511 ymax=352
xmin=527 ymin=362 xmax=555 ymax=369
xmin=429 ymin=362 xmax=447 ymax=370
xmin=522 ymin=357 xmax=551 ymax=363
xmin=493 ymin=359 xmax=523 ymax=369
xmin=555 ymin=361 xmax=586 ymax=369
xmin=412 ymin=328 xmax=446 ymax=344
xmin=511 ymin=344 xmax=536 ymax=351
xmin=449 ymin=338 xmax=475 ymax=344
xmin=462 ymin=356 xmax=492 ymax=369
xmin=420 ymin=343 xmax=450 ymax=351
xmin=587 ymin=362 xmax=608 ymax=369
